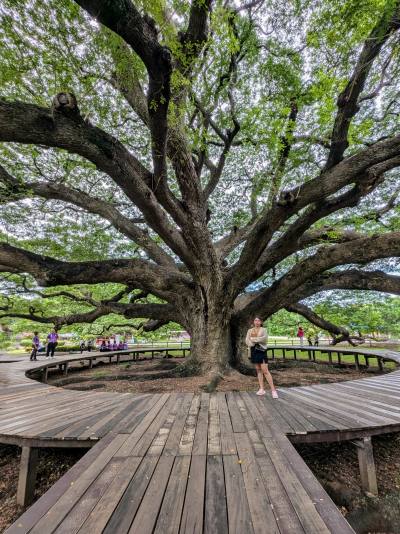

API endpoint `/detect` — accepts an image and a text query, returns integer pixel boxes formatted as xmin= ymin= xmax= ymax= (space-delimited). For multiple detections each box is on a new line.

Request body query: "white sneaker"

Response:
xmin=272 ymin=390 xmax=279 ymax=399
xmin=256 ymin=389 xmax=266 ymax=396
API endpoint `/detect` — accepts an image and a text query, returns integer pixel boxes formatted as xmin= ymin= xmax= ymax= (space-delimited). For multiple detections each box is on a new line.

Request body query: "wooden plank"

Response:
xmin=78 ymin=398 xmax=143 ymax=438
xmin=154 ymin=456 xmax=191 ymax=534
xmin=234 ymin=433 xmax=280 ymax=534
xmin=262 ymin=437 xmax=331 ymax=534
xmin=241 ymin=392 xmax=275 ymax=438
xmin=293 ymin=388 xmax=400 ymax=426
xmin=28 ymin=434 xmax=130 ymax=534
xmin=148 ymin=396 xmax=183 ymax=456
xmin=116 ymin=394 xmax=170 ymax=457
xmin=254 ymin=453 xmax=305 ymax=534
xmin=279 ymin=389 xmax=363 ymax=428
xmin=192 ymin=393 xmax=210 ymax=456
xmin=76 ymin=456 xmax=143 ymax=534
xmin=53 ymin=458 xmax=123 ymax=534
xmin=102 ymin=456 xmax=159 ymax=534
xmin=4 ymin=432 xmax=118 ymax=534
xmin=128 ymin=394 xmax=179 ymax=457
xmin=268 ymin=432 xmax=355 ymax=534
xmin=234 ymin=392 xmax=256 ymax=431
xmin=128 ymin=456 xmax=175 ymax=534
xmin=223 ymin=454 xmax=255 ymax=534
xmin=226 ymin=391 xmax=246 ymax=433
xmin=163 ymin=393 xmax=194 ymax=456
xmin=207 ymin=394 xmax=221 ymax=455
xmin=178 ymin=395 xmax=201 ymax=455
xmin=204 ymin=455 xmax=228 ymax=534
xmin=179 ymin=455 xmax=206 ymax=534
xmin=217 ymin=393 xmax=236 ymax=455
xmin=304 ymin=385 xmax=400 ymax=421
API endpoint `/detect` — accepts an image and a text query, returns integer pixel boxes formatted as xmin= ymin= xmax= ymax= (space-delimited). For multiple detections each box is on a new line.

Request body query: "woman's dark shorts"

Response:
xmin=250 ymin=346 xmax=268 ymax=364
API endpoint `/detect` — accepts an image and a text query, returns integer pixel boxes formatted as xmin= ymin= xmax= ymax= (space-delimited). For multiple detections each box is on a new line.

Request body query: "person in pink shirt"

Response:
xmin=46 ymin=328 xmax=59 ymax=358
xmin=297 ymin=326 xmax=304 ymax=346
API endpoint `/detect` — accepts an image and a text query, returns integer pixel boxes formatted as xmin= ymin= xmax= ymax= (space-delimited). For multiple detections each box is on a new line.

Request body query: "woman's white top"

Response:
xmin=245 ymin=327 xmax=268 ymax=350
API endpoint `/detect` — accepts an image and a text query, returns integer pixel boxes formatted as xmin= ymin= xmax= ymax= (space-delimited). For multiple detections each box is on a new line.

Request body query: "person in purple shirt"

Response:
xmin=46 ymin=328 xmax=59 ymax=358
xmin=30 ymin=332 xmax=40 ymax=361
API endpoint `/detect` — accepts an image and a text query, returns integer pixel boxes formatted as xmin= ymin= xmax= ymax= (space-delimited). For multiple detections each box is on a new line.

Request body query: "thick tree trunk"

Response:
xmin=182 ymin=294 xmax=252 ymax=385
xmin=180 ymin=281 xmax=236 ymax=384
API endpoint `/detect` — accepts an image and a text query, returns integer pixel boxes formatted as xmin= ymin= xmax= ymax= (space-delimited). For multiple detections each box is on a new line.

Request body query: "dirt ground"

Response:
xmin=296 ymin=434 xmax=400 ymax=533
xmin=0 ymin=359 xmax=397 ymax=532
xmin=47 ymin=357 xmax=378 ymax=394
xmin=0 ymin=445 xmax=85 ymax=533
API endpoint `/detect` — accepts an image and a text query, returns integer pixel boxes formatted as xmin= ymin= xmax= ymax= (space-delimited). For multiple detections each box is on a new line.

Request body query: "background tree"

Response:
xmin=1 ymin=0 xmax=400 ymax=385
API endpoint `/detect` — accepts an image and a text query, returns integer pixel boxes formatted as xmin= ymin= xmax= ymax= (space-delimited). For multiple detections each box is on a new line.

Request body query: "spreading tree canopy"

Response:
xmin=1 ymin=0 xmax=400 ymax=381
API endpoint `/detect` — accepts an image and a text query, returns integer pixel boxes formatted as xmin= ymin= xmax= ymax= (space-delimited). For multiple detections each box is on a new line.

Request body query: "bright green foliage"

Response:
xmin=1 ymin=0 xmax=400 ymax=336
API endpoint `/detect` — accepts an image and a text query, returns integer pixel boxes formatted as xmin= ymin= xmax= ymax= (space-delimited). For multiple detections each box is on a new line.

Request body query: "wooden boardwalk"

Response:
xmin=2 ymin=346 xmax=400 ymax=533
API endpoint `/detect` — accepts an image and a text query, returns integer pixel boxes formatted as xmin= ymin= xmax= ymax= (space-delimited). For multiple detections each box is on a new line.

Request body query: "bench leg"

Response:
xmin=89 ymin=359 xmax=93 ymax=369
xmin=17 ymin=446 xmax=38 ymax=506
xmin=42 ymin=367 xmax=48 ymax=383
xmin=63 ymin=362 xmax=69 ymax=376
xmin=353 ymin=437 xmax=378 ymax=496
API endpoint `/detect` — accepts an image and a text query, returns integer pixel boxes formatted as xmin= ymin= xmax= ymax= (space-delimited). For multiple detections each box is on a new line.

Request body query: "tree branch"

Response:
xmin=325 ymin=1 xmax=400 ymax=169
xmin=229 ymin=138 xmax=400 ymax=291
xmin=0 ymin=164 xmax=176 ymax=268
xmin=238 ymin=232 xmax=400 ymax=319
xmin=0 ymin=242 xmax=189 ymax=297
xmin=285 ymin=302 xmax=351 ymax=342
xmin=0 ymin=98 xmax=194 ymax=267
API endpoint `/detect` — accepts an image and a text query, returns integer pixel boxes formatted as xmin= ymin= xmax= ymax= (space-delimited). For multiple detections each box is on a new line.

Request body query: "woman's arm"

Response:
xmin=251 ymin=328 xmax=267 ymax=343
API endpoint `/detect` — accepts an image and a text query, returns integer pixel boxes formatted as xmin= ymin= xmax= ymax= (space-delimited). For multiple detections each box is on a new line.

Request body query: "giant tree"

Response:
xmin=1 ymin=0 xmax=400 ymax=384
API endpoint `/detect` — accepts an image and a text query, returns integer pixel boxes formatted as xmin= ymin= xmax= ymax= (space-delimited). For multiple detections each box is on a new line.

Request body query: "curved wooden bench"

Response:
xmin=2 ymin=345 xmax=400 ymax=533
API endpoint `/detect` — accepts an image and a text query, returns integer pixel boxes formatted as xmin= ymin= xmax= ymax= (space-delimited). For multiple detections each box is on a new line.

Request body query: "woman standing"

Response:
xmin=246 ymin=318 xmax=278 ymax=398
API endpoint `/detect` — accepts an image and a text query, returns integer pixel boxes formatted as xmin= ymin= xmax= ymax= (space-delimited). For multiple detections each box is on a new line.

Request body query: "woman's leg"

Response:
xmin=255 ymin=364 xmax=264 ymax=390
xmin=261 ymin=363 xmax=276 ymax=391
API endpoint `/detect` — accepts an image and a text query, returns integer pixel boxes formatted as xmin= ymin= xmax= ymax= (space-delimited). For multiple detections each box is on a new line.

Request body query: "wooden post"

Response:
xmin=365 ymin=355 xmax=370 ymax=368
xmin=63 ymin=362 xmax=69 ymax=376
xmin=352 ymin=437 xmax=378 ymax=496
xmin=42 ymin=367 xmax=48 ymax=383
xmin=337 ymin=352 xmax=342 ymax=366
xmin=308 ymin=350 xmax=312 ymax=361
xmin=378 ymin=358 xmax=384 ymax=372
xmin=293 ymin=349 xmax=297 ymax=360
xmin=354 ymin=354 xmax=360 ymax=371
xmin=282 ymin=348 xmax=286 ymax=360
xmin=89 ymin=359 xmax=93 ymax=369
xmin=271 ymin=348 xmax=275 ymax=360
xmin=17 ymin=446 xmax=38 ymax=506
xmin=328 ymin=352 xmax=332 ymax=365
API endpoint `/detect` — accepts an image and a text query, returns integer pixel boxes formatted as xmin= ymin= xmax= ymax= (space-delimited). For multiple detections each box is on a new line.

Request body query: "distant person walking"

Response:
xmin=297 ymin=326 xmax=304 ymax=346
xmin=87 ymin=339 xmax=93 ymax=352
xmin=46 ymin=328 xmax=58 ymax=358
xmin=246 ymin=317 xmax=278 ymax=398
xmin=314 ymin=333 xmax=319 ymax=346
xmin=80 ymin=340 xmax=86 ymax=353
xmin=30 ymin=332 xmax=40 ymax=361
